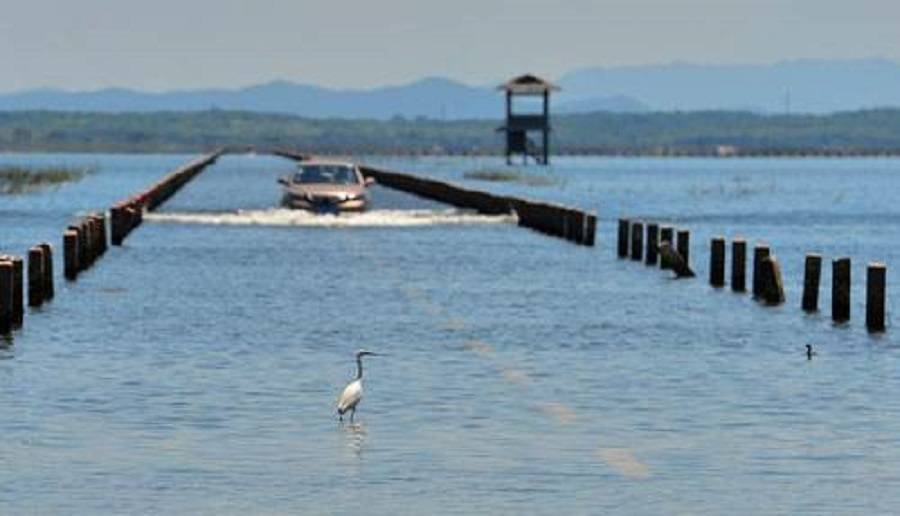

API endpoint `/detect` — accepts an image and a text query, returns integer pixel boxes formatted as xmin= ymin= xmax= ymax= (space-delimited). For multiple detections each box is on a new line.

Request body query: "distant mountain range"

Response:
xmin=2 ymin=58 xmax=900 ymax=118
xmin=560 ymin=58 xmax=900 ymax=113
xmin=0 ymin=78 xmax=643 ymax=119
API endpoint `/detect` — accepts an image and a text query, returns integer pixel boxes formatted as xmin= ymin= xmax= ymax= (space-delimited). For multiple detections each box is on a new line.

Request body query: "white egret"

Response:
xmin=336 ymin=350 xmax=378 ymax=423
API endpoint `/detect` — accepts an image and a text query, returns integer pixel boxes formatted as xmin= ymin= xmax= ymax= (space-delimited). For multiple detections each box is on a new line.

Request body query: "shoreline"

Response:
xmin=3 ymin=148 xmax=900 ymax=158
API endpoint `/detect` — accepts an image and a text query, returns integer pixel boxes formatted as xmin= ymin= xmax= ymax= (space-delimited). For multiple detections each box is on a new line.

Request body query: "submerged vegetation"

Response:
xmin=0 ymin=166 xmax=89 ymax=194
xmin=463 ymin=169 xmax=562 ymax=187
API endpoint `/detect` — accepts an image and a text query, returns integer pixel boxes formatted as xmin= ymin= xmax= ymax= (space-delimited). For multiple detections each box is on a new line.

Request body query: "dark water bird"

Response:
xmin=657 ymin=240 xmax=695 ymax=278
xmin=806 ymin=344 xmax=817 ymax=360
xmin=337 ymin=350 xmax=379 ymax=423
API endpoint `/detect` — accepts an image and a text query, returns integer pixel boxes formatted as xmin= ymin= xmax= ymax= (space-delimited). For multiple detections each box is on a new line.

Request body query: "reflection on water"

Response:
xmin=342 ymin=422 xmax=368 ymax=459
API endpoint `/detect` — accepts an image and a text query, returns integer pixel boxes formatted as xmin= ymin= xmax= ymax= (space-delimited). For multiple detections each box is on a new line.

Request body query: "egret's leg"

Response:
xmin=350 ymin=407 xmax=356 ymax=423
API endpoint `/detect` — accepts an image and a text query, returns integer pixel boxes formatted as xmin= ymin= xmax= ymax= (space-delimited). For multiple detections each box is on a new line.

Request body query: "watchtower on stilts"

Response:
xmin=497 ymin=74 xmax=559 ymax=165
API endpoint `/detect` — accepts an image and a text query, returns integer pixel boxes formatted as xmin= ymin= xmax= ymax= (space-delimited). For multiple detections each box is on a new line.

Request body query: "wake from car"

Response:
xmin=145 ymin=208 xmax=517 ymax=227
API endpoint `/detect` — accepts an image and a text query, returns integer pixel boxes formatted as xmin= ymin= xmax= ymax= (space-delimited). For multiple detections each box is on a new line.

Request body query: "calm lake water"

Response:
xmin=1 ymin=153 xmax=899 ymax=514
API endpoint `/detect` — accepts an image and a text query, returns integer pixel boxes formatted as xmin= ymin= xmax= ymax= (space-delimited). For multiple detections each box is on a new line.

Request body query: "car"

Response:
xmin=278 ymin=161 xmax=374 ymax=212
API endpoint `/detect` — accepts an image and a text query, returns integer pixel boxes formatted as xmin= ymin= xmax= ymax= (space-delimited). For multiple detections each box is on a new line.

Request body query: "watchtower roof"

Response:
xmin=498 ymin=74 xmax=560 ymax=95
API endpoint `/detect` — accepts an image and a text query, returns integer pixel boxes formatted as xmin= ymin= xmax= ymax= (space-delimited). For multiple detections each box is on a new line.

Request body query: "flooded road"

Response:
xmin=1 ymin=154 xmax=899 ymax=513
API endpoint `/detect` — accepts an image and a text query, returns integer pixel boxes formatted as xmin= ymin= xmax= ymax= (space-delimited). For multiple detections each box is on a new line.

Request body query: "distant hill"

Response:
xmin=556 ymin=95 xmax=649 ymax=114
xmin=0 ymin=78 xmax=644 ymax=120
xmin=559 ymin=58 xmax=900 ymax=113
xmin=3 ymin=58 xmax=900 ymax=117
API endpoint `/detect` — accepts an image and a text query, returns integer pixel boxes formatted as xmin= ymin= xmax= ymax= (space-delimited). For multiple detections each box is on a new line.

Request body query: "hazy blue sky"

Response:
xmin=4 ymin=0 xmax=900 ymax=92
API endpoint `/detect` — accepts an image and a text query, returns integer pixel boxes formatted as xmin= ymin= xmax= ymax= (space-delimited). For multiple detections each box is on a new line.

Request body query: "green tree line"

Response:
xmin=1 ymin=109 xmax=900 ymax=155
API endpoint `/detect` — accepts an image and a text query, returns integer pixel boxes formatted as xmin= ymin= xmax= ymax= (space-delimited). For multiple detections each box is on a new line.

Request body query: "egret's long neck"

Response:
xmin=355 ymin=356 xmax=364 ymax=380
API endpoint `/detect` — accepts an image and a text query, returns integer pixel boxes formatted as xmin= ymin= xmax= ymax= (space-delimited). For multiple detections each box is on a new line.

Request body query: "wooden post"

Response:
xmin=77 ymin=222 xmax=89 ymax=268
xmin=569 ymin=210 xmax=584 ymax=244
xmin=38 ymin=243 xmax=54 ymax=301
xmin=752 ymin=244 xmax=771 ymax=298
xmin=11 ymin=257 xmax=23 ymax=329
xmin=761 ymin=255 xmax=785 ymax=305
xmin=0 ymin=261 xmax=12 ymax=335
xmin=646 ymin=223 xmax=659 ymax=265
xmin=583 ymin=213 xmax=596 ymax=247
xmin=87 ymin=218 xmax=97 ymax=259
xmin=866 ymin=262 xmax=886 ymax=332
xmin=832 ymin=257 xmax=851 ymax=323
xmin=617 ymin=219 xmax=629 ymax=258
xmin=96 ymin=214 xmax=107 ymax=255
xmin=802 ymin=254 xmax=822 ymax=312
xmin=70 ymin=224 xmax=87 ymax=271
xmin=660 ymin=226 xmax=674 ymax=269
xmin=110 ymin=205 xmax=124 ymax=246
xmin=89 ymin=218 xmax=98 ymax=262
xmin=573 ymin=210 xmax=584 ymax=243
xmin=731 ymin=238 xmax=746 ymax=292
xmin=710 ymin=237 xmax=726 ymax=287
xmin=86 ymin=218 xmax=96 ymax=265
xmin=64 ymin=230 xmax=79 ymax=280
xmin=84 ymin=219 xmax=95 ymax=266
xmin=93 ymin=217 xmax=103 ymax=256
xmin=676 ymin=229 xmax=690 ymax=268
xmin=28 ymin=247 xmax=45 ymax=307
xmin=125 ymin=207 xmax=138 ymax=236
xmin=631 ymin=222 xmax=644 ymax=261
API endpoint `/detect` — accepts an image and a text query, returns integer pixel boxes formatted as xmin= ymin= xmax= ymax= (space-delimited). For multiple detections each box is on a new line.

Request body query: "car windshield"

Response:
xmin=292 ymin=165 xmax=359 ymax=185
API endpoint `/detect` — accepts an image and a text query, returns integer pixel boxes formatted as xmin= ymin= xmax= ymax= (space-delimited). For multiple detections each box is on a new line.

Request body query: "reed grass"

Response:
xmin=0 ymin=166 xmax=90 ymax=194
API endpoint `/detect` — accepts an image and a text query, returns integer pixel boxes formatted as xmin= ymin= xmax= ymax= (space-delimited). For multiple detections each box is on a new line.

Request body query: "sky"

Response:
xmin=3 ymin=0 xmax=900 ymax=93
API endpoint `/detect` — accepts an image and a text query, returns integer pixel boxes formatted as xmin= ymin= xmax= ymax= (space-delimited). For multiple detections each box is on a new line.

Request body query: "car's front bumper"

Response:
xmin=282 ymin=195 xmax=368 ymax=212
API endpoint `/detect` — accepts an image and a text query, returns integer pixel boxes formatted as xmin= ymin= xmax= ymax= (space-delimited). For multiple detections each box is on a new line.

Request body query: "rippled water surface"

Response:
xmin=1 ymin=154 xmax=899 ymax=514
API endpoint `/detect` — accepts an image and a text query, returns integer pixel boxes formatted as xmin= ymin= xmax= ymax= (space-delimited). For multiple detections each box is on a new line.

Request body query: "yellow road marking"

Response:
xmin=501 ymin=368 xmax=530 ymax=385
xmin=537 ymin=402 xmax=577 ymax=425
xmin=464 ymin=339 xmax=493 ymax=356
xmin=596 ymin=448 xmax=652 ymax=479
xmin=441 ymin=317 xmax=467 ymax=331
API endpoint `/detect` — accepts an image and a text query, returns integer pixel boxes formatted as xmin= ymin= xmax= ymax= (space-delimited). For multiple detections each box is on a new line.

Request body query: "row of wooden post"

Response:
xmin=708 ymin=237 xmax=886 ymax=332
xmin=708 ymin=238 xmax=785 ymax=304
xmin=357 ymin=165 xmax=596 ymax=246
xmin=63 ymin=213 xmax=107 ymax=281
xmin=109 ymin=200 xmax=143 ymax=246
xmin=2 ymin=151 xmax=224 ymax=336
xmin=617 ymin=219 xmax=888 ymax=333
xmin=109 ymin=150 xmax=222 ymax=246
xmin=0 ymin=243 xmax=55 ymax=335
xmin=510 ymin=200 xmax=596 ymax=246
xmin=800 ymin=254 xmax=886 ymax=332
xmin=618 ymin=219 xmax=690 ymax=270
